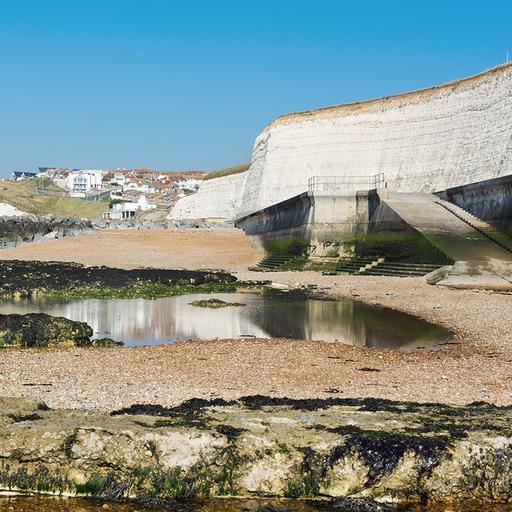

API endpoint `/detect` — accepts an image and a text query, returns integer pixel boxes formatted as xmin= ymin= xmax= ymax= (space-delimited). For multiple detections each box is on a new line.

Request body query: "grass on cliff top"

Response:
xmin=0 ymin=178 xmax=106 ymax=219
xmin=203 ymin=163 xmax=250 ymax=181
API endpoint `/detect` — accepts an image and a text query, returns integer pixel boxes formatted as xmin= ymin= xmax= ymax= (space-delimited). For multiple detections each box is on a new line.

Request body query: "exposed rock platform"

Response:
xmin=0 ymin=260 xmax=237 ymax=299
xmin=1 ymin=396 xmax=511 ymax=504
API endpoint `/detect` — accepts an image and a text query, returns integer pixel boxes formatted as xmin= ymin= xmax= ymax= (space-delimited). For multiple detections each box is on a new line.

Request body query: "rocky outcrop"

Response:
xmin=92 ymin=219 xmax=173 ymax=230
xmin=0 ymin=215 xmax=94 ymax=249
xmin=1 ymin=396 xmax=511 ymax=504
xmin=171 ymin=63 xmax=512 ymax=221
xmin=0 ymin=313 xmax=122 ymax=347
xmin=0 ymin=260 xmax=238 ymax=299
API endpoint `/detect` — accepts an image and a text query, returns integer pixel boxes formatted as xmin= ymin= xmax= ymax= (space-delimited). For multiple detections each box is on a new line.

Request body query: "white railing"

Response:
xmin=308 ymin=173 xmax=385 ymax=193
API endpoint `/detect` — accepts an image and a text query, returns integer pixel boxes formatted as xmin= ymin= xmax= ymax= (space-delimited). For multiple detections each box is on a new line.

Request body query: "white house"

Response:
xmin=68 ymin=170 xmax=103 ymax=197
xmin=123 ymin=181 xmax=156 ymax=194
xmin=103 ymin=195 xmax=156 ymax=220
xmin=176 ymin=179 xmax=201 ymax=193
xmin=113 ymin=172 xmax=126 ymax=187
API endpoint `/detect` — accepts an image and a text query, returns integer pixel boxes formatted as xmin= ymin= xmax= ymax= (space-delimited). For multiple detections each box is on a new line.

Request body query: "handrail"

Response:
xmin=308 ymin=173 xmax=385 ymax=193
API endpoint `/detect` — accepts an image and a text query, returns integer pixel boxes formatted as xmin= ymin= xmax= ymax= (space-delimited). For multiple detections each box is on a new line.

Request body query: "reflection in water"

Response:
xmin=0 ymin=496 xmax=511 ymax=512
xmin=0 ymin=292 xmax=449 ymax=349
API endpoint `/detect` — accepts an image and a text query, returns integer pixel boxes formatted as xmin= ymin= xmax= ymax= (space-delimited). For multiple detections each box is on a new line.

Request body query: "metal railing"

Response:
xmin=308 ymin=173 xmax=385 ymax=193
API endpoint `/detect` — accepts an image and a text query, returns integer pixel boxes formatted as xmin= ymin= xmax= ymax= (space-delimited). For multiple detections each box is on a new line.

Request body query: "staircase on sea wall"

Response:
xmin=336 ymin=257 xmax=442 ymax=277
xmin=249 ymin=254 xmax=303 ymax=272
xmin=336 ymin=257 xmax=383 ymax=274
xmin=435 ymin=199 xmax=512 ymax=254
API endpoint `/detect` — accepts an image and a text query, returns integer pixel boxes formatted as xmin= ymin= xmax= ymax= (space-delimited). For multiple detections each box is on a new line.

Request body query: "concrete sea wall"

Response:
xmin=436 ymin=174 xmax=512 ymax=233
xmin=172 ymin=63 xmax=512 ymax=221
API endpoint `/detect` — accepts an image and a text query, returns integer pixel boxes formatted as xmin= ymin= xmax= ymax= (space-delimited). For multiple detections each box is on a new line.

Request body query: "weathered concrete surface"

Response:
xmin=172 ymin=63 xmax=512 ymax=221
xmin=235 ymin=191 xmax=374 ymax=256
xmin=1 ymin=396 xmax=512 ymax=504
xmin=378 ymin=191 xmax=512 ymax=289
xmin=436 ymin=174 xmax=512 ymax=234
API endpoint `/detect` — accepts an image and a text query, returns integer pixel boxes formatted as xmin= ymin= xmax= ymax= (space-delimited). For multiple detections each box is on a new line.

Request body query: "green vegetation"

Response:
xmin=0 ymin=464 xmax=71 ymax=494
xmin=0 ymin=178 xmax=106 ymax=218
xmin=0 ymin=313 xmax=93 ymax=348
xmin=264 ymin=237 xmax=309 ymax=256
xmin=189 ymin=298 xmax=245 ymax=308
xmin=203 ymin=163 xmax=250 ymax=181
xmin=342 ymin=231 xmax=453 ymax=264
xmin=30 ymin=280 xmax=240 ymax=301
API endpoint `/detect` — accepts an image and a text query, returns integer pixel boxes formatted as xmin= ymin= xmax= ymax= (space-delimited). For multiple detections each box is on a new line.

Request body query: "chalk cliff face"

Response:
xmin=171 ymin=63 xmax=512 ymax=221
xmin=170 ymin=171 xmax=248 ymax=221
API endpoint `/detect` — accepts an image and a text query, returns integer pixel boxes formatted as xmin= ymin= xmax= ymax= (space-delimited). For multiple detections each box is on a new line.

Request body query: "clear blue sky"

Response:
xmin=0 ymin=0 xmax=510 ymax=176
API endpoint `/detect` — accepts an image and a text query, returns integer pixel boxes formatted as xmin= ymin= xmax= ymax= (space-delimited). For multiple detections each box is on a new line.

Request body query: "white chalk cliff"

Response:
xmin=171 ymin=63 xmax=512 ymax=221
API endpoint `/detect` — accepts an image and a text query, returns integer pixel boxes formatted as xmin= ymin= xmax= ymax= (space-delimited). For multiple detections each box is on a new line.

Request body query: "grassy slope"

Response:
xmin=0 ymin=179 xmax=106 ymax=219
xmin=203 ymin=163 xmax=250 ymax=181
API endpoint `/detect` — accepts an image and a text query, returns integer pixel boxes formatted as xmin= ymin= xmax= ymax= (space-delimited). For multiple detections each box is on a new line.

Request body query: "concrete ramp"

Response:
xmin=378 ymin=191 xmax=512 ymax=290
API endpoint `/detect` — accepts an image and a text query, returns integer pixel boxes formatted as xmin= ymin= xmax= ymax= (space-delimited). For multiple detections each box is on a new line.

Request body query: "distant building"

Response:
xmin=11 ymin=171 xmax=39 ymax=181
xmin=103 ymin=195 xmax=156 ymax=220
xmin=68 ymin=170 xmax=103 ymax=197
xmin=113 ymin=172 xmax=126 ymax=187
xmin=176 ymin=179 xmax=201 ymax=193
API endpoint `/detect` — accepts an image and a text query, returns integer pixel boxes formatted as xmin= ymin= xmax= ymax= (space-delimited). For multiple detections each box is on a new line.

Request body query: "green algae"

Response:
xmin=189 ymin=298 xmax=246 ymax=308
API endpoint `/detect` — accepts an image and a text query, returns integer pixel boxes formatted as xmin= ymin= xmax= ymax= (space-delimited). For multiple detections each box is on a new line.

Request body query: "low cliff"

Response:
xmin=1 ymin=396 xmax=512 ymax=504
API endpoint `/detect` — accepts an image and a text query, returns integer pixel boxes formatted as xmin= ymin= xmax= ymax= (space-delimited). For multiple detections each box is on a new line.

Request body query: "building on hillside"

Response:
xmin=68 ymin=170 xmax=103 ymax=197
xmin=103 ymin=195 xmax=157 ymax=220
xmin=123 ymin=180 xmax=156 ymax=194
xmin=11 ymin=171 xmax=39 ymax=181
xmin=113 ymin=172 xmax=126 ymax=186
xmin=176 ymin=179 xmax=202 ymax=193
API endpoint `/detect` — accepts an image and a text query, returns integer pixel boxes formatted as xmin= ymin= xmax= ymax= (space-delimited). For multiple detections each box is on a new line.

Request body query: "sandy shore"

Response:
xmin=0 ymin=230 xmax=511 ymax=411
xmin=0 ymin=228 xmax=263 ymax=272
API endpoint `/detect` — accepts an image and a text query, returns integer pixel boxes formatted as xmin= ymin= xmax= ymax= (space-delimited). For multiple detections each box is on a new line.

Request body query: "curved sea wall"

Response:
xmin=171 ymin=63 xmax=512 ymax=221
xmin=170 ymin=171 xmax=248 ymax=222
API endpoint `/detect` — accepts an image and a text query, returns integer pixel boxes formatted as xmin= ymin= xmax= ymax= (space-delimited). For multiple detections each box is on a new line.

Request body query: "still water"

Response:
xmin=0 ymin=292 xmax=449 ymax=349
xmin=0 ymin=496 xmax=511 ymax=512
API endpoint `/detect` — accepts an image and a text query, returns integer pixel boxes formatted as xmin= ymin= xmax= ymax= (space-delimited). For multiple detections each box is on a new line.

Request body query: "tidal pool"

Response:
xmin=0 ymin=292 xmax=449 ymax=349
xmin=1 ymin=496 xmax=512 ymax=512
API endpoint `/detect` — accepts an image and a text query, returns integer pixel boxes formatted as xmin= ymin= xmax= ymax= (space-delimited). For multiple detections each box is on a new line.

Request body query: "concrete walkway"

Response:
xmin=378 ymin=191 xmax=512 ymax=290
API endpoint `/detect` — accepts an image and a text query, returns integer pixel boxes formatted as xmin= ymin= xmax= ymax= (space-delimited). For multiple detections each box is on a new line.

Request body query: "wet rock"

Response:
xmin=189 ymin=298 xmax=245 ymax=308
xmin=0 ymin=260 xmax=237 ymax=299
xmin=89 ymin=338 xmax=124 ymax=347
xmin=1 ymin=396 xmax=512 ymax=503
xmin=0 ymin=313 xmax=93 ymax=347
xmin=321 ymin=498 xmax=396 ymax=511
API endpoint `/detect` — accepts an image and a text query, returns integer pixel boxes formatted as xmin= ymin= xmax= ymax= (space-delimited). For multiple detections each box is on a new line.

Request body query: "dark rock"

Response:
xmin=324 ymin=498 xmax=397 ymax=511
xmin=0 ymin=215 xmax=93 ymax=249
xmin=0 ymin=260 xmax=237 ymax=298
xmin=90 ymin=337 xmax=124 ymax=347
xmin=0 ymin=313 xmax=93 ymax=348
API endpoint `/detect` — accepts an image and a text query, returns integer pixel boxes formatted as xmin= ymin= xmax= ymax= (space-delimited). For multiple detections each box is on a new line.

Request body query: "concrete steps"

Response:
xmin=435 ymin=200 xmax=512 ymax=254
xmin=249 ymin=254 xmax=302 ymax=272
xmin=360 ymin=261 xmax=443 ymax=277
xmin=336 ymin=257 xmax=384 ymax=274
xmin=336 ymin=256 xmax=441 ymax=277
